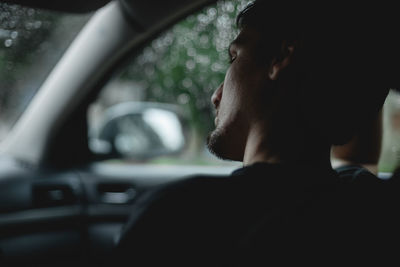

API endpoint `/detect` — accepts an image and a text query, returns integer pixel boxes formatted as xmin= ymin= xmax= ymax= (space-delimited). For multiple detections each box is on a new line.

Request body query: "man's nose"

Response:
xmin=211 ymin=83 xmax=223 ymax=108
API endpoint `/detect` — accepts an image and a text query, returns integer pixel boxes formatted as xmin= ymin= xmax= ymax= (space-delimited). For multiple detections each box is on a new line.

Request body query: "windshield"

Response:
xmin=0 ymin=3 xmax=92 ymax=140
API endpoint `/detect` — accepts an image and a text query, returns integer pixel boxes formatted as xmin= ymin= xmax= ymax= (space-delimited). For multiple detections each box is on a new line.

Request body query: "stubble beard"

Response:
xmin=206 ymin=126 xmax=229 ymax=161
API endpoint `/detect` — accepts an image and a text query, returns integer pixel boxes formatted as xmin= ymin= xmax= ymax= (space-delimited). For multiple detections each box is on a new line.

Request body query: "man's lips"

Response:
xmin=214 ymin=110 xmax=219 ymax=126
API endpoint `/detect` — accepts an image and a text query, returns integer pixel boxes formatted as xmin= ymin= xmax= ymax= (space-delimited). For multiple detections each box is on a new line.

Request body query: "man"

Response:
xmin=114 ymin=1 xmax=399 ymax=265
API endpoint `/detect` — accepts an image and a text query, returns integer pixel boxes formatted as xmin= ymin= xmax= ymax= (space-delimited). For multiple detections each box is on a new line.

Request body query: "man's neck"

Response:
xmin=242 ymin=126 xmax=332 ymax=168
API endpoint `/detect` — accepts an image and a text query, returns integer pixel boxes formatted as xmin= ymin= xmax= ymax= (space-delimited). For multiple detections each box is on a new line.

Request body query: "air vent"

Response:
xmin=97 ymin=183 xmax=137 ymax=204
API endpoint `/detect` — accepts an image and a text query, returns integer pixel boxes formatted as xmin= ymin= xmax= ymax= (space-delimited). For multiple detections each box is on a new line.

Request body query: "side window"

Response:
xmin=0 ymin=3 xmax=91 ymax=140
xmin=87 ymin=0 xmax=249 ymax=166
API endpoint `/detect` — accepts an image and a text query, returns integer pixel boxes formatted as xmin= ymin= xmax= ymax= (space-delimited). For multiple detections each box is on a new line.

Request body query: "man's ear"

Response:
xmin=268 ymin=42 xmax=295 ymax=80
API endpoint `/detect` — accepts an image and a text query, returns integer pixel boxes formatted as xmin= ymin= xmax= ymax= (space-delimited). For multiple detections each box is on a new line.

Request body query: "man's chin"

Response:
xmin=207 ymin=127 xmax=238 ymax=161
xmin=207 ymin=126 xmax=245 ymax=162
xmin=206 ymin=128 xmax=225 ymax=160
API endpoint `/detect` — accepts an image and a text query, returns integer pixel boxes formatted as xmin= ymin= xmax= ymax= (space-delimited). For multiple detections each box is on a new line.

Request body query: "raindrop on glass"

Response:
xmin=34 ymin=21 xmax=42 ymax=29
xmin=10 ymin=31 xmax=18 ymax=39
xmin=4 ymin=38 xmax=12 ymax=47
xmin=178 ymin=93 xmax=190 ymax=104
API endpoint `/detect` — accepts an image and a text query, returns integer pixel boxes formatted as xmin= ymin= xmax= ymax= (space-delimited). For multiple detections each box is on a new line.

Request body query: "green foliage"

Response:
xmin=119 ymin=0 xmax=250 ymax=137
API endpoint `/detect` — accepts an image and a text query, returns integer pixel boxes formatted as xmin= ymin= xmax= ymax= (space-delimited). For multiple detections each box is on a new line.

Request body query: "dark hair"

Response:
xmin=235 ymin=1 xmax=398 ymax=145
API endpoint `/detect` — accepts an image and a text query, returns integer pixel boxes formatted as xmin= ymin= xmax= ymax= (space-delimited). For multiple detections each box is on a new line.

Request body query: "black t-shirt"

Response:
xmin=113 ymin=163 xmax=400 ymax=266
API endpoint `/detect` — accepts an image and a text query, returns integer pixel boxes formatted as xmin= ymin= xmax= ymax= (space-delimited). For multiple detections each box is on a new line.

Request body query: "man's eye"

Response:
xmin=229 ymin=56 xmax=237 ymax=64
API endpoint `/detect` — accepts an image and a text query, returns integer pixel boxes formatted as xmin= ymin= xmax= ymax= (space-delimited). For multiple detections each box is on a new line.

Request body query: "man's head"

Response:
xmin=207 ymin=1 xmax=398 ymax=163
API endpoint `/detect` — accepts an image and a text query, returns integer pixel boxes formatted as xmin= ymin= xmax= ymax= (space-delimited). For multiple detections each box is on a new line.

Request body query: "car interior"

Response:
xmin=0 ymin=0 xmax=244 ymax=265
xmin=0 ymin=0 xmax=399 ymax=265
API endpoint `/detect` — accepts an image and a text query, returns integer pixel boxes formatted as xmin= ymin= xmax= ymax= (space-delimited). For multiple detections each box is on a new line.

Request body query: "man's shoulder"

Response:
xmin=144 ymin=174 xmax=233 ymax=202
xmin=121 ymin=174 xmax=234 ymax=227
xmin=115 ymin=174 xmax=239 ymax=260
